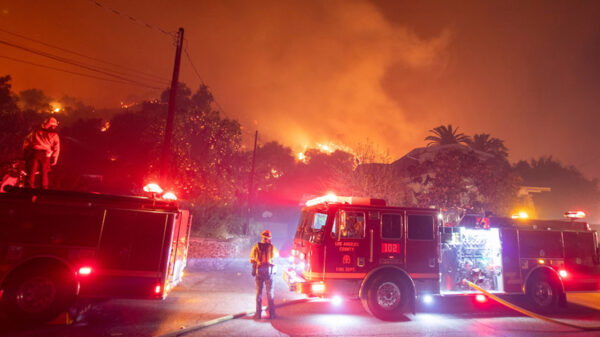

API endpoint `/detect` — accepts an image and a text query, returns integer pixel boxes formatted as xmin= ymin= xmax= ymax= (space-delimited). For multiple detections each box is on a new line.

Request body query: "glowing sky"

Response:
xmin=2 ymin=0 xmax=600 ymax=178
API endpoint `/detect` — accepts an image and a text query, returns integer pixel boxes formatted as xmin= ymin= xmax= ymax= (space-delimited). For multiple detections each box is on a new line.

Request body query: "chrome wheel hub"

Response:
xmin=533 ymin=280 xmax=553 ymax=307
xmin=376 ymin=281 xmax=401 ymax=310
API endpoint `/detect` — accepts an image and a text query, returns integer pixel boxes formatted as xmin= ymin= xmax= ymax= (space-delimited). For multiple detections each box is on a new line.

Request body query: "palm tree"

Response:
xmin=425 ymin=124 xmax=470 ymax=146
xmin=465 ymin=133 xmax=508 ymax=158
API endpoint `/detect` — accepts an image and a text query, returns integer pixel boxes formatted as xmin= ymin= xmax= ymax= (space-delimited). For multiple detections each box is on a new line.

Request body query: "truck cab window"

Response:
xmin=382 ymin=213 xmax=402 ymax=239
xmin=294 ymin=211 xmax=308 ymax=240
xmin=407 ymin=214 xmax=434 ymax=240
xmin=334 ymin=210 xmax=365 ymax=240
xmin=304 ymin=212 xmax=328 ymax=243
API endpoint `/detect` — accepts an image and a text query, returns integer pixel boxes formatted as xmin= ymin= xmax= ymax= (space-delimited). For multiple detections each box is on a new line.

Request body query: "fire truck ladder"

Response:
xmin=464 ymin=280 xmax=600 ymax=331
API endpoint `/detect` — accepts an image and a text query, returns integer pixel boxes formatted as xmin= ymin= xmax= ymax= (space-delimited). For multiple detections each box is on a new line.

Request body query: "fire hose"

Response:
xmin=156 ymin=298 xmax=310 ymax=337
xmin=464 ymin=279 xmax=600 ymax=331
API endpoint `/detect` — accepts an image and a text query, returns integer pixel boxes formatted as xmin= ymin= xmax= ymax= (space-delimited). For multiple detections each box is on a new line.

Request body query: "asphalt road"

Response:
xmin=1 ymin=259 xmax=600 ymax=337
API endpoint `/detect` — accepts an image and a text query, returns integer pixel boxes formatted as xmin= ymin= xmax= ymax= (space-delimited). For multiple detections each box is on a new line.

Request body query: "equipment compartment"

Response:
xmin=440 ymin=227 xmax=504 ymax=294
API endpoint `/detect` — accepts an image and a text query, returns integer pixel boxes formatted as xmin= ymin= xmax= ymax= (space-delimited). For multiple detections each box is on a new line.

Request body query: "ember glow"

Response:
xmin=49 ymin=102 xmax=62 ymax=113
xmin=317 ymin=144 xmax=334 ymax=154
xmin=297 ymin=152 xmax=306 ymax=162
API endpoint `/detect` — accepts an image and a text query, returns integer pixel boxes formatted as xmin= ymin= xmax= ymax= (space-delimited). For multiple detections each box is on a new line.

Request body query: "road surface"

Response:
xmin=1 ymin=258 xmax=599 ymax=337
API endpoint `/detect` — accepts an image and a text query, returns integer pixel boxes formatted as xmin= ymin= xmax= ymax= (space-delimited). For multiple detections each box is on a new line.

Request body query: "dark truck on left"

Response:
xmin=0 ymin=186 xmax=191 ymax=323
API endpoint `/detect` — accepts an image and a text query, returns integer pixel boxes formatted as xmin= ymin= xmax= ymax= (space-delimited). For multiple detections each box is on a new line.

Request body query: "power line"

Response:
xmin=0 ymin=39 xmax=164 ymax=89
xmin=183 ymin=42 xmax=228 ymax=117
xmin=85 ymin=0 xmax=175 ymax=37
xmin=0 ymin=54 xmax=158 ymax=88
xmin=0 ymin=27 xmax=169 ymax=83
xmin=0 ymin=38 xmax=167 ymax=86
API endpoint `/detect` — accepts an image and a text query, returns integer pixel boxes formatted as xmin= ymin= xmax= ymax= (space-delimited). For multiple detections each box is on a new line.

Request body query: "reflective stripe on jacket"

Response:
xmin=24 ymin=129 xmax=60 ymax=162
xmin=249 ymin=242 xmax=278 ymax=267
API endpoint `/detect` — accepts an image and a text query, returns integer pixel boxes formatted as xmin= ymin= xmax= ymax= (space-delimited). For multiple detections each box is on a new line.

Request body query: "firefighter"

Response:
xmin=249 ymin=230 xmax=278 ymax=319
xmin=23 ymin=117 xmax=60 ymax=189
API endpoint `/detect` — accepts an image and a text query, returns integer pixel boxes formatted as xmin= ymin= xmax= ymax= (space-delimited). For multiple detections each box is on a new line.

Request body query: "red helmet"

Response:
xmin=261 ymin=230 xmax=272 ymax=238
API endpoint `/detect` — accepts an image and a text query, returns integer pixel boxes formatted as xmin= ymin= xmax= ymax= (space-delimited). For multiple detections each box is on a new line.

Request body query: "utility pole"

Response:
xmin=244 ymin=130 xmax=258 ymax=235
xmin=160 ymin=27 xmax=184 ymax=184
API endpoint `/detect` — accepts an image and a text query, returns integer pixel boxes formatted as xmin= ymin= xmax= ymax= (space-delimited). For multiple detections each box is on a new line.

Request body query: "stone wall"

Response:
xmin=186 ymin=236 xmax=252 ymax=271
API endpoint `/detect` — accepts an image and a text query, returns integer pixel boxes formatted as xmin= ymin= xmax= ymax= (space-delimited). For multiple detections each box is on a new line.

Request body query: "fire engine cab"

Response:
xmin=283 ymin=194 xmax=600 ymax=321
xmin=0 ymin=186 xmax=191 ymax=323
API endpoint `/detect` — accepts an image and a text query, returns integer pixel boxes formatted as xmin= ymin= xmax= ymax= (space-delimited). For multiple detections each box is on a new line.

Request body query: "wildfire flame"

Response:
xmin=49 ymin=102 xmax=62 ymax=113
xmin=296 ymin=142 xmax=353 ymax=163
xmin=100 ymin=121 xmax=111 ymax=132
xmin=317 ymin=143 xmax=334 ymax=154
xmin=297 ymin=152 xmax=306 ymax=162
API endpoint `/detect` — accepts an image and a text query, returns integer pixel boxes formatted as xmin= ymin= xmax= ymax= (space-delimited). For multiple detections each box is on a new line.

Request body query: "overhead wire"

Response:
xmin=183 ymin=40 xmax=261 ymax=144
xmin=0 ymin=55 xmax=155 ymax=88
xmin=0 ymin=39 xmax=164 ymax=89
xmin=183 ymin=40 xmax=228 ymax=117
xmin=85 ymin=0 xmax=175 ymax=37
xmin=83 ymin=0 xmax=234 ymax=121
xmin=0 ymin=27 xmax=169 ymax=83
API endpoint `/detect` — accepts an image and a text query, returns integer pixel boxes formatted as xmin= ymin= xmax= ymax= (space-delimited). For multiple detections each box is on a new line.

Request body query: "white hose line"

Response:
xmin=464 ymin=279 xmax=600 ymax=331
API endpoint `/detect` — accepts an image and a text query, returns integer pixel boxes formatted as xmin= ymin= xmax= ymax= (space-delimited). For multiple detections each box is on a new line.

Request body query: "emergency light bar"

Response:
xmin=564 ymin=210 xmax=586 ymax=219
xmin=305 ymin=194 xmax=386 ymax=207
xmin=511 ymin=211 xmax=529 ymax=219
xmin=306 ymin=194 xmax=338 ymax=206
xmin=143 ymin=183 xmax=163 ymax=194
xmin=162 ymin=192 xmax=178 ymax=201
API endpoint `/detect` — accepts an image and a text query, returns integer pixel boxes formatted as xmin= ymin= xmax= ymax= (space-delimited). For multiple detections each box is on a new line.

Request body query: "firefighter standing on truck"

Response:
xmin=250 ymin=230 xmax=278 ymax=319
xmin=23 ymin=117 xmax=60 ymax=189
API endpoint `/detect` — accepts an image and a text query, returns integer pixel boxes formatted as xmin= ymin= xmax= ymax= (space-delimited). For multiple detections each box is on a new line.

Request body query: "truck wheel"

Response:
xmin=1 ymin=264 xmax=78 ymax=324
xmin=364 ymin=274 xmax=410 ymax=321
xmin=526 ymin=272 xmax=559 ymax=312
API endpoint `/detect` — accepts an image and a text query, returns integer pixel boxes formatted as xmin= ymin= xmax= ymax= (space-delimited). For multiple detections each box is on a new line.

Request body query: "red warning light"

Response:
xmin=564 ymin=210 xmax=586 ymax=219
xmin=162 ymin=192 xmax=177 ymax=201
xmin=475 ymin=294 xmax=487 ymax=303
xmin=78 ymin=266 xmax=92 ymax=276
xmin=144 ymin=183 xmax=163 ymax=194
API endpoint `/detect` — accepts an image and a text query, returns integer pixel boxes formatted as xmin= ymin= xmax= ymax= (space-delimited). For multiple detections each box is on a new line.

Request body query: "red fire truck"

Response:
xmin=0 ymin=186 xmax=191 ymax=323
xmin=283 ymin=194 xmax=600 ymax=320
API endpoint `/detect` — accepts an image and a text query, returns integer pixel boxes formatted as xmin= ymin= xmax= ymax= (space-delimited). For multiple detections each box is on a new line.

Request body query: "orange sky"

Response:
xmin=2 ymin=0 xmax=600 ymax=179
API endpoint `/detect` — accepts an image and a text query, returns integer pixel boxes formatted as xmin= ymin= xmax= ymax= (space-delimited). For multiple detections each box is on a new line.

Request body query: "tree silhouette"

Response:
xmin=408 ymin=147 xmax=520 ymax=215
xmin=465 ymin=133 xmax=508 ymax=158
xmin=19 ymin=89 xmax=51 ymax=113
xmin=425 ymin=124 xmax=470 ymax=146
xmin=513 ymin=156 xmax=600 ymax=221
xmin=0 ymin=75 xmax=18 ymax=114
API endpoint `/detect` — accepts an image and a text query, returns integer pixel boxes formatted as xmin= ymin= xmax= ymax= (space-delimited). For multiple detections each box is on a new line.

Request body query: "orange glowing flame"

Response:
xmin=49 ymin=102 xmax=62 ymax=113
xmin=100 ymin=121 xmax=111 ymax=132
xmin=317 ymin=143 xmax=334 ymax=154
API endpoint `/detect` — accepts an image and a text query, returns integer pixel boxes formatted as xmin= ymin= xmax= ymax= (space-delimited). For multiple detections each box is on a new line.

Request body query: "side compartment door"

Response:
xmin=405 ymin=213 xmax=439 ymax=281
xmin=564 ymin=231 xmax=598 ymax=291
xmin=90 ymin=209 xmax=171 ymax=299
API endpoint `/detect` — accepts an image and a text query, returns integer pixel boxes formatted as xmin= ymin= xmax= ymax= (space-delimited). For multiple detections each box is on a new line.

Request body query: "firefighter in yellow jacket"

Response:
xmin=249 ymin=230 xmax=278 ymax=319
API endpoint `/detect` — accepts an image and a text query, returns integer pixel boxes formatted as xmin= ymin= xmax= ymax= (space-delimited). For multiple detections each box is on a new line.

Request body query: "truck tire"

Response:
xmin=364 ymin=274 xmax=410 ymax=321
xmin=1 ymin=264 xmax=78 ymax=324
xmin=526 ymin=272 xmax=559 ymax=312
